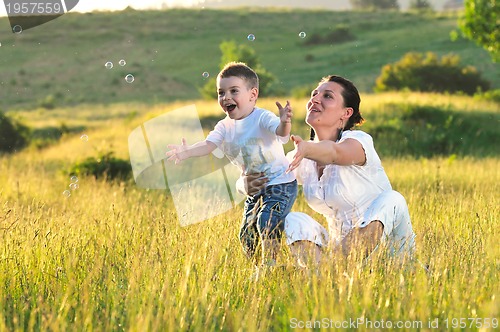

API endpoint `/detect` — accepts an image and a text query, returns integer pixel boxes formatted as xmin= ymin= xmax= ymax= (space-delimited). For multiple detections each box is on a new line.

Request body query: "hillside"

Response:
xmin=0 ymin=8 xmax=497 ymax=110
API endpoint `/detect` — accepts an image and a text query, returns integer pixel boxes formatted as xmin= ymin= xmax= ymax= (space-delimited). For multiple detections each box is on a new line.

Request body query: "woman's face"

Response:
xmin=306 ymin=81 xmax=347 ymax=131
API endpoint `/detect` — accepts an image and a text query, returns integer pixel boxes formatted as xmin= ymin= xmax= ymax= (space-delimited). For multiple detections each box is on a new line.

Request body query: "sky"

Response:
xmin=0 ymin=0 xmax=202 ymax=16
xmin=0 ymin=0 xmax=454 ymax=17
xmin=70 ymin=0 xmax=202 ymax=12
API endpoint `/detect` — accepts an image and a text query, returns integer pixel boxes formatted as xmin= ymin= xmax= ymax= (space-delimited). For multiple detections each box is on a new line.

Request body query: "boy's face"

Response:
xmin=217 ymin=76 xmax=258 ymax=120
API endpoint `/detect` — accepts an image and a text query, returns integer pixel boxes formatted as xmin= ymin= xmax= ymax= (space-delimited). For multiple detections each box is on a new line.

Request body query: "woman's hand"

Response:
xmin=286 ymin=135 xmax=308 ymax=173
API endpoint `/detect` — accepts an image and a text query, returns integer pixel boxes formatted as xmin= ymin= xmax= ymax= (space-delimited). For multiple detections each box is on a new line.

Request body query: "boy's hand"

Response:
xmin=276 ymin=100 xmax=292 ymax=124
xmin=166 ymin=138 xmax=189 ymax=164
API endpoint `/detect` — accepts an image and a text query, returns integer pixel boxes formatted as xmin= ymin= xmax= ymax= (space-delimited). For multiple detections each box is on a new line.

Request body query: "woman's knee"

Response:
xmin=383 ymin=190 xmax=407 ymax=206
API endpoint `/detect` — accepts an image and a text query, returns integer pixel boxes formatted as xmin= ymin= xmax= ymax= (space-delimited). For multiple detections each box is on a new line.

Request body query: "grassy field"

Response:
xmin=0 ymin=92 xmax=499 ymax=330
xmin=0 ymin=8 xmax=498 ymax=110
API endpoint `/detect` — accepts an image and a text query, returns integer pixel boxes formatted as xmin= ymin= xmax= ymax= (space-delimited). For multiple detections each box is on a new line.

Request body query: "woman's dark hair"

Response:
xmin=309 ymin=75 xmax=364 ymax=140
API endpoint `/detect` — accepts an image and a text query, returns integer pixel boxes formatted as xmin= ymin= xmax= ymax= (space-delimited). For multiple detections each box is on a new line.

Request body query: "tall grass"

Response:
xmin=1 ymin=94 xmax=498 ymax=330
xmin=1 ymin=156 xmax=498 ymax=331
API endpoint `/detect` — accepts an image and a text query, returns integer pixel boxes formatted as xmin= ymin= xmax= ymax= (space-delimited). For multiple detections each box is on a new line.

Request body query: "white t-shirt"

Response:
xmin=206 ymin=107 xmax=295 ymax=186
xmin=292 ymin=130 xmax=392 ymax=243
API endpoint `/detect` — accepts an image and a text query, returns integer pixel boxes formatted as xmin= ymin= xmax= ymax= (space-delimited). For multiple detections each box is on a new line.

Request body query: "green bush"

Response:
xmin=350 ymin=0 xmax=399 ymax=9
xmin=68 ymin=151 xmax=132 ymax=181
xmin=303 ymin=25 xmax=356 ymax=45
xmin=29 ymin=123 xmax=85 ymax=150
xmin=304 ymin=54 xmax=315 ymax=62
xmin=38 ymin=94 xmax=56 ymax=110
xmin=199 ymin=77 xmax=218 ymax=100
xmin=474 ymin=88 xmax=500 ymax=103
xmin=362 ymin=103 xmax=499 ymax=157
xmin=375 ymin=52 xmax=490 ymax=95
xmin=291 ymin=84 xmax=317 ymax=99
xmin=409 ymin=0 xmax=432 ymax=10
xmin=199 ymin=40 xmax=277 ymax=100
xmin=0 ymin=111 xmax=30 ymax=154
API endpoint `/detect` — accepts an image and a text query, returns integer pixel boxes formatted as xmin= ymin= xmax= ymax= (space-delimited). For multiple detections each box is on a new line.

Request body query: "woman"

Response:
xmin=242 ymin=75 xmax=416 ymax=266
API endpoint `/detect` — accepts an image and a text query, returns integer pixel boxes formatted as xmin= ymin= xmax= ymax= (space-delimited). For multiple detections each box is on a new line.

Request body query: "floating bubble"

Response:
xmin=105 ymin=61 xmax=113 ymax=69
xmin=62 ymin=190 xmax=71 ymax=198
xmin=70 ymin=176 xmax=79 ymax=183
xmin=202 ymin=71 xmax=210 ymax=78
xmin=299 ymin=31 xmax=307 ymax=39
xmin=247 ymin=34 xmax=255 ymax=41
xmin=0 ymin=42 xmax=2 ymax=47
xmin=125 ymin=74 xmax=135 ymax=83
xmin=80 ymin=134 xmax=89 ymax=141
xmin=12 ymin=25 xmax=22 ymax=34
xmin=69 ymin=183 xmax=79 ymax=190
xmin=119 ymin=59 xmax=126 ymax=66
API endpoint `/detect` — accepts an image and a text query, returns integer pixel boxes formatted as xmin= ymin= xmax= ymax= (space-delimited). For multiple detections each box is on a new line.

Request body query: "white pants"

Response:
xmin=284 ymin=190 xmax=416 ymax=257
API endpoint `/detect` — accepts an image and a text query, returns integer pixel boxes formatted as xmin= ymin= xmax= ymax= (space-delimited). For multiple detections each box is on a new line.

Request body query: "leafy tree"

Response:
xmin=375 ymin=52 xmax=490 ymax=94
xmin=350 ymin=0 xmax=399 ymax=10
xmin=459 ymin=0 xmax=499 ymax=62
xmin=200 ymin=40 xmax=277 ymax=99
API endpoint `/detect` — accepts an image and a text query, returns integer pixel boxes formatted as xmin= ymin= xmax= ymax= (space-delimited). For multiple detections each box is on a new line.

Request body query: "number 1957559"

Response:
xmin=444 ymin=317 xmax=498 ymax=329
xmin=5 ymin=2 xmax=64 ymax=15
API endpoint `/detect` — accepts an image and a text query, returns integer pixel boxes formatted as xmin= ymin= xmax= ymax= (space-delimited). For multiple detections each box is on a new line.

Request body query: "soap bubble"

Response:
xmin=80 ymin=134 xmax=89 ymax=141
xmin=13 ymin=25 xmax=22 ymax=34
xmin=125 ymin=74 xmax=135 ymax=83
xmin=202 ymin=71 xmax=210 ymax=78
xmin=70 ymin=176 xmax=79 ymax=183
xmin=247 ymin=34 xmax=255 ymax=41
xmin=119 ymin=59 xmax=126 ymax=66
xmin=105 ymin=61 xmax=113 ymax=69
xmin=69 ymin=183 xmax=79 ymax=190
xmin=62 ymin=190 xmax=71 ymax=198
xmin=299 ymin=31 xmax=307 ymax=38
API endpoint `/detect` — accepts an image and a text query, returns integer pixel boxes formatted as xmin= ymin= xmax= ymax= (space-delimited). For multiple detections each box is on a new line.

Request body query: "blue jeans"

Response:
xmin=239 ymin=180 xmax=298 ymax=259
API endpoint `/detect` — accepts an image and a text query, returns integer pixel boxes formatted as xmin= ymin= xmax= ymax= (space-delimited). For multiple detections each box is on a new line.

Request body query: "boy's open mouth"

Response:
xmin=226 ymin=104 xmax=236 ymax=112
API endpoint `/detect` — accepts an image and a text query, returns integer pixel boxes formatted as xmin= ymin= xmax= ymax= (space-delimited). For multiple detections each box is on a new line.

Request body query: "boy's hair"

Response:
xmin=217 ymin=62 xmax=259 ymax=89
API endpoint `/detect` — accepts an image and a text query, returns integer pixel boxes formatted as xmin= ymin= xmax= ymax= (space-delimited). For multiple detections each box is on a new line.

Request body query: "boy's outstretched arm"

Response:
xmin=166 ymin=139 xmax=217 ymax=164
xmin=275 ymin=100 xmax=292 ymax=137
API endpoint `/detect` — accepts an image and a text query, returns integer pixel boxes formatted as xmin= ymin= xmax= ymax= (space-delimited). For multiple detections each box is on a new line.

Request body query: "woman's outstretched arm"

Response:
xmin=287 ymin=135 xmax=366 ymax=172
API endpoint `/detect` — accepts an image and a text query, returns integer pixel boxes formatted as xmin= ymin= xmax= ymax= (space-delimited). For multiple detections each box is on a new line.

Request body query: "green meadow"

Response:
xmin=0 ymin=7 xmax=499 ymax=332
xmin=0 ymin=8 xmax=498 ymax=109
xmin=1 ymin=93 xmax=499 ymax=330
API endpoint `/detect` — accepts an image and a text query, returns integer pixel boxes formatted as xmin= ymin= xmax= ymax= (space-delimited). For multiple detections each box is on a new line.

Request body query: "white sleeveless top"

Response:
xmin=292 ymin=130 xmax=391 ymax=242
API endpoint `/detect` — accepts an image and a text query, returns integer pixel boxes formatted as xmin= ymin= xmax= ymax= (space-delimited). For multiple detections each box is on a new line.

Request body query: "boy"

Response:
xmin=166 ymin=62 xmax=297 ymax=270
